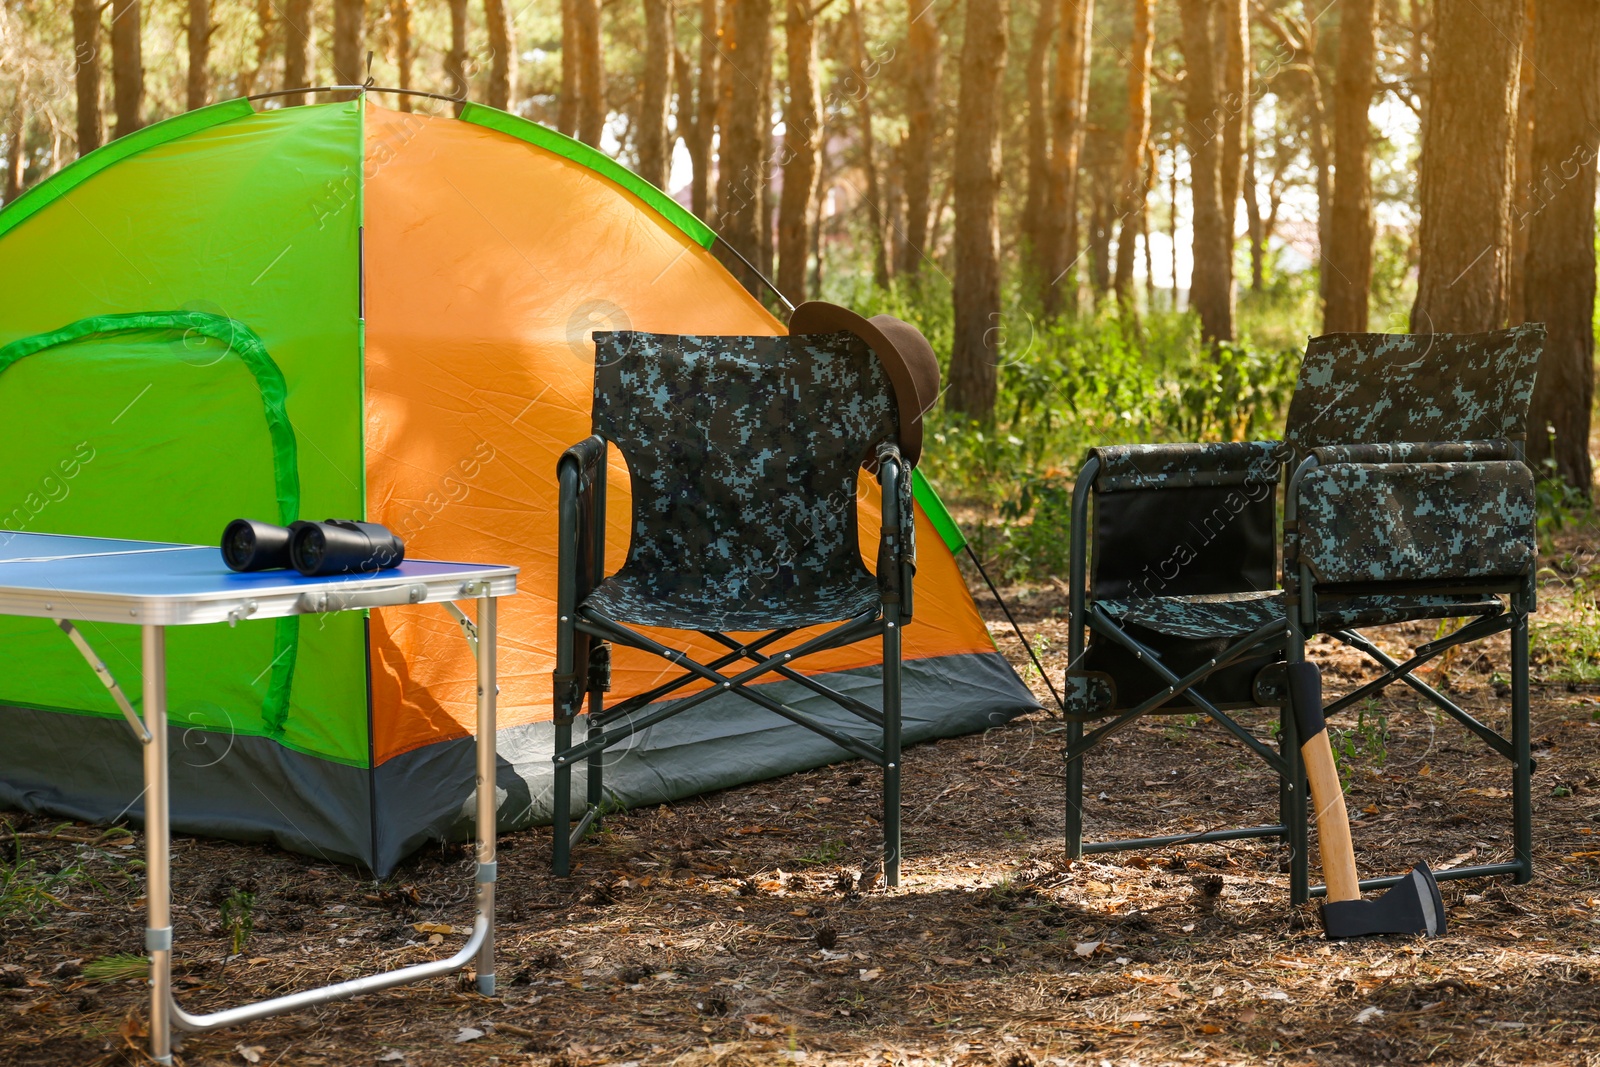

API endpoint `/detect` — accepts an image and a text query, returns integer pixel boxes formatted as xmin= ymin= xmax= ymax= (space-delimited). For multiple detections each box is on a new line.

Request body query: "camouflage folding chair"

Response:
xmin=1063 ymin=325 xmax=1543 ymax=902
xmin=552 ymin=331 xmax=916 ymax=884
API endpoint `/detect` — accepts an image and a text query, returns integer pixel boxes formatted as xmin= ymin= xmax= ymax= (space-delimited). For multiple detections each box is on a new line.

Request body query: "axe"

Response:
xmin=1287 ymin=661 xmax=1446 ymax=939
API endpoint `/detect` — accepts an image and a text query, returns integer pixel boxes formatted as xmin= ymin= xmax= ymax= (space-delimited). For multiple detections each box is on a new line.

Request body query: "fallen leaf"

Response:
xmin=1355 ymin=1006 xmax=1384 ymax=1024
xmin=412 ymin=922 xmax=454 ymax=935
xmin=377 ymin=1053 xmax=406 ymax=1063
xmin=236 ymin=1045 xmax=266 ymax=1064
xmin=453 ymin=1027 xmax=484 ymax=1043
xmin=1073 ymin=941 xmax=1102 ymax=958
xmin=1200 ymin=1023 xmax=1224 ymax=1034
xmin=933 ymin=956 xmax=971 ymax=967
xmin=858 ymin=968 xmax=883 ymax=981
xmin=1237 ymin=1008 xmax=1257 ymax=1024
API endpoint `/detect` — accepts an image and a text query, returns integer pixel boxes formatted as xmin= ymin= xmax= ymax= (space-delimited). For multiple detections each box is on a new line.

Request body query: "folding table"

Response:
xmin=0 ymin=530 xmax=517 ymax=1064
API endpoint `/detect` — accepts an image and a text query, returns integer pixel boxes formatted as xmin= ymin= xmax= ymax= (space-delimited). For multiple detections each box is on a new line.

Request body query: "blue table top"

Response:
xmin=0 ymin=531 xmax=517 ymax=625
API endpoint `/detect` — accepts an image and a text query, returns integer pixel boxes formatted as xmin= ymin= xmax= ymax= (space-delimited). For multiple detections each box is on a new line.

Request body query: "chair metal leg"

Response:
xmin=1064 ymin=719 xmax=1084 ymax=859
xmin=552 ymin=717 xmax=573 ymax=877
xmin=1511 ymin=607 xmax=1533 ymax=884
xmin=586 ymin=688 xmax=605 ymax=838
xmin=883 ymin=618 xmax=903 ymax=887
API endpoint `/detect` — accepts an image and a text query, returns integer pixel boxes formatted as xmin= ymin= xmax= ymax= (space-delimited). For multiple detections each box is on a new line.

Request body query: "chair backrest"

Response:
xmin=591 ymin=330 xmax=897 ymax=604
xmin=1283 ymin=325 xmax=1544 ymax=456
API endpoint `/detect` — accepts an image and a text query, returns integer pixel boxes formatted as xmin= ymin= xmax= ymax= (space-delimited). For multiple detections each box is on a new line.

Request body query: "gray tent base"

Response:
xmin=0 ymin=651 xmax=1037 ymax=876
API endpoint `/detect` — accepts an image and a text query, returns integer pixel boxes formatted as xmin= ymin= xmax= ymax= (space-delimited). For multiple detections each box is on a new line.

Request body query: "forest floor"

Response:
xmin=2 ymin=528 xmax=1598 ymax=1067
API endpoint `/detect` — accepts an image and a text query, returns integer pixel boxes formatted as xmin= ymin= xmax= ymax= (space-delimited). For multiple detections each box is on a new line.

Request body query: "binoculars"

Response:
xmin=222 ymin=518 xmax=406 ymax=577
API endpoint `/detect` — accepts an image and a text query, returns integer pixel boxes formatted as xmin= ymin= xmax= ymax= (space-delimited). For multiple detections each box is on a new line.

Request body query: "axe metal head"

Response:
xmin=1319 ymin=862 xmax=1447 ymax=939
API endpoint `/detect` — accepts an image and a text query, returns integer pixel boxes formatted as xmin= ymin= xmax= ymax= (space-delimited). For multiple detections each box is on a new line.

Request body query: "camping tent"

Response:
xmin=0 ymin=96 xmax=1037 ymax=874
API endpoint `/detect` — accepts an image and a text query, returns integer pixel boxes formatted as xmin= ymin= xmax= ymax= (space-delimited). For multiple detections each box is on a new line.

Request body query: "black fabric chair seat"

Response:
xmin=1099 ymin=590 xmax=1504 ymax=641
xmin=582 ymin=571 xmax=880 ymax=631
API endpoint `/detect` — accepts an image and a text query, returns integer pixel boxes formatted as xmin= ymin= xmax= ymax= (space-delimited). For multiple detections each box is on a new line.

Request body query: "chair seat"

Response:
xmin=1098 ymin=590 xmax=1504 ymax=640
xmin=581 ymin=570 xmax=881 ymax=632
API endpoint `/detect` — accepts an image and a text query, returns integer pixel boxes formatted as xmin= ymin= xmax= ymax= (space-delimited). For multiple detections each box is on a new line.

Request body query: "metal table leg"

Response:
xmin=141 ymin=597 xmax=500 ymax=1061
xmin=144 ymin=625 xmax=174 ymax=1065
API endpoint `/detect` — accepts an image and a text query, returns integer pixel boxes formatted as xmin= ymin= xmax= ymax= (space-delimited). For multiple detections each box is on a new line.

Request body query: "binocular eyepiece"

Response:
xmin=222 ymin=518 xmax=406 ymax=577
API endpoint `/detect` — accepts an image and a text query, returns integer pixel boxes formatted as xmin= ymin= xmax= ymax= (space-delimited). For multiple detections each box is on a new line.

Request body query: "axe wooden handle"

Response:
xmin=1288 ymin=662 xmax=1361 ymax=904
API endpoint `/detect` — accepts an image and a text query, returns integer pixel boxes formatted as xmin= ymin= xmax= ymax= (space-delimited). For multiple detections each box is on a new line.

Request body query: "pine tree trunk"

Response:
xmin=847 ymin=0 xmax=890 ymax=289
xmin=186 ymin=0 xmax=210 ymax=110
xmin=718 ymin=0 xmax=771 ymax=295
xmin=900 ymin=0 xmax=940 ymax=277
xmin=333 ymin=0 xmax=364 ymax=101
xmin=1506 ymin=0 xmax=1536 ymax=325
xmin=1168 ymin=134 xmax=1180 ymax=309
xmin=693 ymin=0 xmax=719 ymax=220
xmin=243 ymin=0 xmax=274 ymax=99
xmin=1043 ymin=0 xmax=1092 ymax=317
xmin=446 ymin=0 xmax=467 ymax=114
xmin=560 ymin=0 xmax=580 ymax=135
xmin=5 ymin=87 xmax=26 ymax=202
xmin=485 ymin=0 xmax=516 ymax=110
xmin=1114 ymin=0 xmax=1153 ymax=305
xmin=715 ymin=0 xmax=738 ymax=222
xmin=1323 ymin=0 xmax=1377 ymax=332
xmin=1021 ymin=0 xmax=1058 ymax=291
xmin=1522 ymin=0 xmax=1597 ymax=492
xmin=284 ymin=0 xmax=315 ymax=107
xmin=110 ymin=0 xmax=143 ymax=138
xmin=1411 ymin=0 xmax=1524 ymax=332
xmin=576 ymin=0 xmax=606 ymax=146
xmin=811 ymin=116 xmax=830 ymax=295
xmin=638 ymin=0 xmax=674 ymax=188
xmin=1218 ymin=0 xmax=1247 ymax=246
xmin=1179 ymin=0 xmax=1233 ymax=343
xmin=391 ymin=0 xmax=413 ymax=111
xmin=72 ymin=0 xmax=104 ymax=154
xmin=777 ymin=0 xmax=820 ymax=302
xmin=1244 ymin=121 xmax=1265 ymax=293
xmin=949 ymin=0 xmax=1011 ymax=421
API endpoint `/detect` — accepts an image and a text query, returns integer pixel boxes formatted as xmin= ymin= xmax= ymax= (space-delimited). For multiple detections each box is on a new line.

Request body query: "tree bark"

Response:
xmin=485 ymin=0 xmax=516 ymax=110
xmin=242 ymin=0 xmax=275 ymax=98
xmin=1218 ymin=0 xmax=1247 ymax=245
xmin=333 ymin=0 xmax=364 ymax=101
xmin=5 ymin=86 xmax=26 ymax=202
xmin=72 ymin=0 xmax=104 ymax=154
xmin=110 ymin=0 xmax=142 ymax=138
xmin=1179 ymin=0 xmax=1233 ymax=343
xmin=1114 ymin=0 xmax=1153 ymax=305
xmin=846 ymin=0 xmax=891 ymax=289
xmin=717 ymin=0 xmax=772 ymax=295
xmin=1522 ymin=0 xmax=1598 ymax=492
xmin=693 ymin=0 xmax=719 ymax=220
xmin=576 ymin=0 xmax=606 ymax=146
xmin=284 ymin=0 xmax=315 ymax=107
xmin=446 ymin=0 xmax=467 ymax=114
xmin=560 ymin=0 xmax=580 ymax=135
xmin=900 ymin=0 xmax=940 ymax=276
xmin=391 ymin=0 xmax=413 ymax=111
xmin=638 ymin=0 xmax=675 ymax=188
xmin=1021 ymin=0 xmax=1058 ymax=291
xmin=949 ymin=0 xmax=1011 ymax=421
xmin=186 ymin=0 xmax=211 ymax=110
xmin=1410 ymin=0 xmax=1524 ymax=332
xmin=1244 ymin=120 xmax=1264 ymax=292
xmin=1506 ymin=0 xmax=1536 ymax=325
xmin=1323 ymin=0 xmax=1378 ymax=332
xmin=777 ymin=0 xmax=820 ymax=301
xmin=1043 ymin=0 xmax=1092 ymax=316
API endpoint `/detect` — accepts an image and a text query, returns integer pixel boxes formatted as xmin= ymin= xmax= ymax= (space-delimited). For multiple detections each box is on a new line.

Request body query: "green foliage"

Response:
xmin=219 ymin=887 xmax=256 ymax=956
xmin=83 ymin=953 xmax=150 ymax=983
xmin=1328 ymin=700 xmax=1389 ymax=789
xmin=0 ymin=829 xmax=118 ymax=926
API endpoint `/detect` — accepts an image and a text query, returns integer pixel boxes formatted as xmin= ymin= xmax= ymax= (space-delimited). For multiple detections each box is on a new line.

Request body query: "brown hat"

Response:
xmin=787 ymin=301 xmax=941 ymax=467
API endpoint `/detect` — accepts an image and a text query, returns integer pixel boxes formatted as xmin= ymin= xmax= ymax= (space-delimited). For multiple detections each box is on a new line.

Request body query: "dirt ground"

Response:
xmin=3 ymin=531 xmax=1598 ymax=1067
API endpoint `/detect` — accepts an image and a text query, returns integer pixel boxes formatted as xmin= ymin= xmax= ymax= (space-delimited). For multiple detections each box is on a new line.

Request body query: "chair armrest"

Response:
xmin=1088 ymin=440 xmax=1283 ymax=493
xmin=555 ymin=436 xmax=608 ymax=718
xmin=1307 ymin=438 xmax=1514 ymax=466
xmin=875 ymin=442 xmax=916 ymax=620
xmin=1290 ymin=459 xmax=1536 ymax=585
